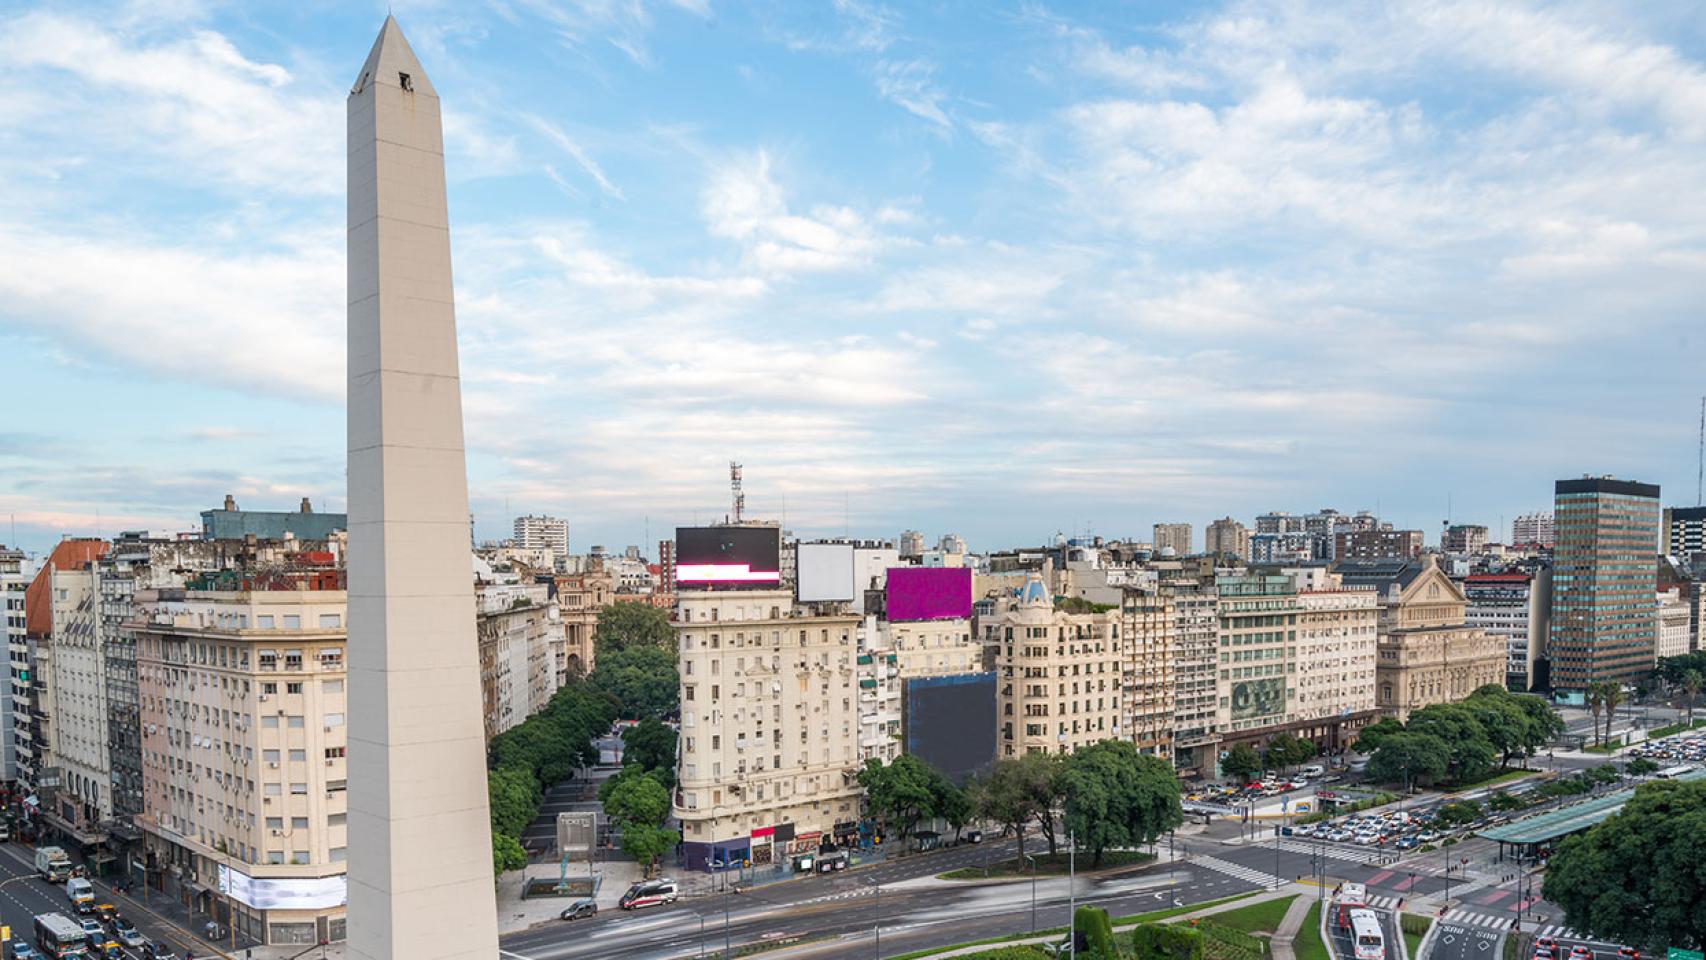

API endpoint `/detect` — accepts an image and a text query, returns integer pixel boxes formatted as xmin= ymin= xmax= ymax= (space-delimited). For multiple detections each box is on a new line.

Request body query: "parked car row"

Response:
xmin=1629 ymin=732 xmax=1706 ymax=765
xmin=1291 ymin=809 xmax=1455 ymax=848
xmin=1187 ymin=769 xmax=1335 ymax=805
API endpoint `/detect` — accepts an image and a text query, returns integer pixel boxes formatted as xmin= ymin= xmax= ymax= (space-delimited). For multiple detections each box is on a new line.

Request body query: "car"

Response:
xmin=1418 ymin=831 xmax=1440 ymax=842
xmin=1395 ymin=837 xmax=1420 ymax=851
xmin=78 ymin=919 xmax=104 ymax=940
xmin=1533 ymin=948 xmax=1556 ymax=960
xmin=560 ymin=898 xmax=598 ymax=921
xmin=1328 ymin=830 xmax=1351 ymax=842
xmin=8 ymin=942 xmax=35 ymax=960
xmin=112 ymin=918 xmax=145 ymax=949
xmin=141 ymin=942 xmax=180 ymax=960
xmin=1535 ymin=937 xmax=1558 ymax=950
xmin=97 ymin=943 xmax=123 ymax=960
xmin=1570 ymin=946 xmax=1593 ymax=960
xmin=1618 ymin=950 xmax=1639 ymax=960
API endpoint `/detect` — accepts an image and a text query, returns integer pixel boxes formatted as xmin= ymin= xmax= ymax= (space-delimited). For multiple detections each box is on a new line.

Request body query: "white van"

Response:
xmin=1300 ymin=765 xmax=1326 ymax=779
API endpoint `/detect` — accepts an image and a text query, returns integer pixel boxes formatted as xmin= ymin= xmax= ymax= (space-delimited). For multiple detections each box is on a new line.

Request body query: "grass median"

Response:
xmin=885 ymin=890 xmax=1266 ymax=960
xmin=1295 ymin=902 xmax=1329 ymax=960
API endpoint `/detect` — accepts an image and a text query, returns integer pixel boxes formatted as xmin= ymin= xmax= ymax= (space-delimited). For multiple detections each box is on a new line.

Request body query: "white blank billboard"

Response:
xmin=797 ymin=542 xmax=855 ymax=602
xmin=219 ymin=865 xmax=346 ymax=909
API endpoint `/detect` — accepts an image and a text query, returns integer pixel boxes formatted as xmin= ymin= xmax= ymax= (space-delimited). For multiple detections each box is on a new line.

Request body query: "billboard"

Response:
xmin=797 ymin=542 xmax=855 ymax=602
xmin=1229 ymin=677 xmax=1285 ymax=722
xmin=218 ymin=865 xmax=346 ymax=910
xmin=886 ymin=567 xmax=972 ymax=621
xmin=675 ymin=526 xmax=781 ymax=588
xmin=903 ymin=673 xmax=997 ymax=784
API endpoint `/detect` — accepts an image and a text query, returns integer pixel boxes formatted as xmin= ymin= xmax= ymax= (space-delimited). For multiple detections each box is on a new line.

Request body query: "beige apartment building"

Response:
xmin=133 ymin=580 xmax=350 ymax=946
xmin=1340 ymin=556 xmax=1504 ymax=720
xmin=475 ymin=581 xmax=559 ymax=740
xmin=46 ymin=564 xmax=113 ymax=843
xmin=853 ymin=616 xmax=978 ymax=765
xmin=1120 ymin=589 xmax=1174 ymax=759
xmin=673 ymin=589 xmax=864 ymax=871
xmin=1204 ymin=519 xmax=1251 ymax=562
xmin=1292 ymin=589 xmax=1379 ymax=744
xmin=995 ymin=577 xmax=1122 ymax=757
xmin=1153 ymin=523 xmax=1193 ymax=556
xmin=1166 ymin=581 xmax=1221 ymax=776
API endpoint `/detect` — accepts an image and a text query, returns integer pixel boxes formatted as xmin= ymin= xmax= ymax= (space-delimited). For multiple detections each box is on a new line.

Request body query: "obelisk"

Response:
xmin=346 ymin=18 xmax=498 ymax=960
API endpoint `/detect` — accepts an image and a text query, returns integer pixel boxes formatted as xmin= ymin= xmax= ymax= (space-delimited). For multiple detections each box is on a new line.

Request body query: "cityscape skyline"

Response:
xmin=3 ymin=1 xmax=1705 ymax=556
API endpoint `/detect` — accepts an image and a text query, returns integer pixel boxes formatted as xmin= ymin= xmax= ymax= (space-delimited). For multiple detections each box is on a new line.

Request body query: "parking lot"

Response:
xmin=1627 ymin=730 xmax=1706 ymax=765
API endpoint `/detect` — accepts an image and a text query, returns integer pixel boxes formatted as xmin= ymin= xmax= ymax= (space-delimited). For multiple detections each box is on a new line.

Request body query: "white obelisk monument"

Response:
xmin=346 ymin=18 xmax=499 ymax=960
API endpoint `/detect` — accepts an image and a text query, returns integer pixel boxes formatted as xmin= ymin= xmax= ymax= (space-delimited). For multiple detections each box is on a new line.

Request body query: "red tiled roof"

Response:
xmin=24 ymin=538 xmax=109 ymax=638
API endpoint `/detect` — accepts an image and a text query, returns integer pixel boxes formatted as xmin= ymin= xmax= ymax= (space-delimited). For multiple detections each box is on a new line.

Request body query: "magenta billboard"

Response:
xmin=886 ymin=567 xmax=972 ymax=622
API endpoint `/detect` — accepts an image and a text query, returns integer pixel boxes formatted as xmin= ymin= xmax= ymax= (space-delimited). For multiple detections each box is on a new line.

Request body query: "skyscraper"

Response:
xmin=1203 ymin=517 xmax=1250 ymax=561
xmin=1549 ymin=476 xmax=1662 ymax=692
xmin=512 ymin=514 xmax=569 ymax=560
xmin=346 ymin=18 xmax=498 ymax=960
xmin=1152 ymin=522 xmax=1193 ymax=556
xmin=1511 ymin=512 xmax=1554 ymax=548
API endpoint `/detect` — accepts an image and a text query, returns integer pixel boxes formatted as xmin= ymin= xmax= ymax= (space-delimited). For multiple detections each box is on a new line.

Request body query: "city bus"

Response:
xmin=1653 ymin=765 xmax=1692 ymax=779
xmin=1349 ymin=909 xmax=1385 ymax=960
xmin=34 ymin=913 xmax=89 ymax=959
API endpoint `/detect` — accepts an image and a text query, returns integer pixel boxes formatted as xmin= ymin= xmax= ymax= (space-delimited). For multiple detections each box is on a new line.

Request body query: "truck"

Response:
xmin=64 ymin=877 xmax=94 ymax=913
xmin=35 ymin=846 xmax=72 ymax=883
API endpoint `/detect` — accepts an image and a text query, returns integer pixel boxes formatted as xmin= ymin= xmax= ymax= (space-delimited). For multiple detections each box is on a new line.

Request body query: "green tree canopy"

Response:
xmin=1060 ymin=740 xmax=1184 ymax=868
xmin=594 ymin=601 xmax=675 ymax=656
xmin=622 ymin=717 xmax=678 ymax=776
xmin=492 ymin=831 xmax=528 ymax=874
xmin=603 ymin=769 xmax=672 ymax=828
xmin=1353 ymin=717 xmax=1406 ymax=754
xmin=975 ymin=755 xmax=1057 ymax=859
xmin=1221 ymin=743 xmax=1261 ymax=781
xmin=1436 ymin=800 xmax=1482 ymax=825
xmin=1406 ymin=702 xmax=1497 ymax=784
xmin=620 ymin=821 xmax=682 ymax=878
xmin=858 ymin=755 xmax=940 ymax=840
xmin=588 ymin=645 xmax=679 ymax=720
xmin=1365 ymin=732 xmax=1451 ymax=788
xmin=1544 ymin=779 xmax=1706 ymax=950
xmin=488 ymin=766 xmax=541 ymax=838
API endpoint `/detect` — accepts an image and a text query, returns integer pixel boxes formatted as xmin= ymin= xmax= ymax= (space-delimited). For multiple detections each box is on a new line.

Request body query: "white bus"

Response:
xmin=1653 ymin=765 xmax=1692 ymax=779
xmin=34 ymin=912 xmax=89 ymax=960
xmin=1349 ymin=909 xmax=1385 ymax=960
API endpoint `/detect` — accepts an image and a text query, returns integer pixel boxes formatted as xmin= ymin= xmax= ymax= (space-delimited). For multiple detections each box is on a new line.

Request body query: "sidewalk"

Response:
xmin=1268 ymin=890 xmax=1316 ymax=960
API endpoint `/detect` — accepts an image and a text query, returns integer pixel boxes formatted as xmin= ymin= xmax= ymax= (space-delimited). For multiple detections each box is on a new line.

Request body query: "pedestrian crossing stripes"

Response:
xmin=1273 ymin=839 xmax=1385 ymax=864
xmin=1193 ymin=855 xmax=1285 ymax=888
xmin=1362 ymin=894 xmax=1401 ymax=910
xmin=1442 ymin=908 xmax=1513 ymax=929
xmin=1530 ymin=923 xmax=1616 ymax=945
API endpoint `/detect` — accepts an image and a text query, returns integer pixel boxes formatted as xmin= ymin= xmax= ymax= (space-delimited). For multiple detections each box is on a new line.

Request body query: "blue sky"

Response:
xmin=2 ymin=0 xmax=1705 ymax=559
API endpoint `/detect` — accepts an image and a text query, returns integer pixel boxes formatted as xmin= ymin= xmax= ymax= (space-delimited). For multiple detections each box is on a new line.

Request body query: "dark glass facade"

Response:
xmin=1549 ymin=477 xmax=1661 ymax=691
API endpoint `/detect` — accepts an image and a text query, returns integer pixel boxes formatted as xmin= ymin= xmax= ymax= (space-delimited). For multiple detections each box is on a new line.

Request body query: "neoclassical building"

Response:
xmin=994 ymin=576 xmax=1123 ymax=757
xmin=1339 ymin=555 xmax=1504 ymax=721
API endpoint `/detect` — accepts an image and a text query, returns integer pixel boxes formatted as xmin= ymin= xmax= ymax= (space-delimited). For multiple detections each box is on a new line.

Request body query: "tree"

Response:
xmin=1601 ymin=684 xmax=1626 ymax=745
xmin=975 ymin=754 xmax=1061 ymax=858
xmin=1267 ymin=733 xmax=1305 ymax=772
xmin=492 ymin=831 xmax=528 ymax=874
xmin=1073 ymin=905 xmax=1116 ymax=959
xmin=1406 ymin=702 xmax=1497 ymax=784
xmin=934 ymin=777 xmax=974 ymax=842
xmin=1437 ymin=800 xmax=1482 ymax=826
xmin=1627 ymin=757 xmax=1660 ymax=776
xmin=603 ymin=770 xmax=672 ymax=829
xmin=1015 ymin=751 xmax=1067 ymax=855
xmin=1683 ymin=670 xmax=1703 ymax=725
xmin=1353 ymin=717 xmax=1406 ymax=754
xmin=620 ymin=822 xmax=681 ymax=878
xmin=1513 ymin=693 xmax=1566 ymax=763
xmin=858 ymin=756 xmax=939 ymax=841
xmin=1365 ymin=732 xmax=1450 ymax=789
xmin=1221 ymin=743 xmax=1261 ymax=782
xmin=1060 ymin=740 xmax=1184 ymax=868
xmin=1587 ymin=683 xmax=1607 ymax=747
xmin=1544 ymin=779 xmax=1706 ymax=949
xmin=594 ymin=601 xmax=675 ymax=656
xmin=598 ymin=763 xmax=671 ymax=806
xmin=488 ymin=766 xmax=541 ymax=838
xmin=621 ymin=717 xmax=678 ymax=777
xmin=588 ymin=645 xmax=679 ymax=720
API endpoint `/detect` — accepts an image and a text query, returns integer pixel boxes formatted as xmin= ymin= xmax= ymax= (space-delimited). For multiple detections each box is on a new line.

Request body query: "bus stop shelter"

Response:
xmin=1479 ymin=767 xmax=1706 ymax=861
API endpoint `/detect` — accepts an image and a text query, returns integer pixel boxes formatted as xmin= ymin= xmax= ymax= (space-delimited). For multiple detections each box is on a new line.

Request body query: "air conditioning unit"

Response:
xmin=258 ymin=695 xmax=269 ymax=702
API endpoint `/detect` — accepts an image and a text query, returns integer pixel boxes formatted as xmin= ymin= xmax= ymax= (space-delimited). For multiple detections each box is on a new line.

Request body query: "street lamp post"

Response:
xmin=1068 ymin=829 xmax=1077 ymax=955
xmin=1025 ymin=853 xmax=1038 ymax=933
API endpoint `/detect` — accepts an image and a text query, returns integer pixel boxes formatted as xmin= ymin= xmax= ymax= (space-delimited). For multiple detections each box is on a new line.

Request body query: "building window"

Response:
xmin=319 ymin=614 xmax=341 ymax=628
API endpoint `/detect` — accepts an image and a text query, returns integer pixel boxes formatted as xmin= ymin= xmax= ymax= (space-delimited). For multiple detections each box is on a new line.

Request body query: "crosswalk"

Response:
xmin=1193 ymin=855 xmax=1285 ymax=888
xmin=1272 ymin=839 xmax=1385 ymax=864
xmin=1440 ymin=907 xmax=1604 ymax=943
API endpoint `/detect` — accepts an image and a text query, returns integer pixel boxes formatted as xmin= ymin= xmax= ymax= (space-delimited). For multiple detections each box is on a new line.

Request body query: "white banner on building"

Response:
xmin=218 ymin=865 xmax=347 ymax=909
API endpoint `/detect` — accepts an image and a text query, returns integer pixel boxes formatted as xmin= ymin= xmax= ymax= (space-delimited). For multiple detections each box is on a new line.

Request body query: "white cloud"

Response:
xmin=522 ymin=114 xmax=625 ymax=200
xmin=874 ymin=59 xmax=951 ymax=128
xmin=701 ymin=150 xmax=888 ymax=274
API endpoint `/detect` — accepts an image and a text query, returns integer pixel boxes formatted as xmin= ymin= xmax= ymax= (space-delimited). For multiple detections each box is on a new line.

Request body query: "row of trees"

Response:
xmin=487 ymin=601 xmax=680 ymax=874
xmin=1357 ymin=685 xmax=1564 ymax=789
xmin=1219 ymin=732 xmax=1318 ymax=781
xmin=1584 ymin=680 xmax=1626 ymax=747
xmin=487 ymin=682 xmax=619 ymax=872
xmin=862 ymin=739 xmax=1185 ymax=870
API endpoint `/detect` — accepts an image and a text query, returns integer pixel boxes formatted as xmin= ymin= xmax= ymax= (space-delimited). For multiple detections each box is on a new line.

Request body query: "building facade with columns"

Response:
xmin=994 ymin=577 xmax=1122 ymax=757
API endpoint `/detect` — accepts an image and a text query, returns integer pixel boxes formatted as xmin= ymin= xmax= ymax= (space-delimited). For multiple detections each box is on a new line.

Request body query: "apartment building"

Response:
xmin=854 ymin=623 xmax=902 ymax=765
xmin=1512 ymin=513 xmax=1555 ymax=549
xmin=1 ymin=546 xmax=26 ymax=788
xmin=475 ymin=581 xmax=559 ymax=741
xmin=1204 ymin=519 xmax=1250 ymax=562
xmin=1666 ymin=506 xmax=1706 ymax=562
xmin=512 ymin=515 xmax=569 ymax=562
xmin=994 ymin=577 xmax=1122 ymax=757
xmin=884 ymin=617 xmax=978 ymax=678
xmin=1215 ymin=574 xmax=1299 ymax=740
xmin=1335 ymin=529 xmax=1425 ymax=561
xmin=1550 ymin=477 xmax=1662 ymax=691
xmin=1658 ymin=589 xmax=1692 ymax=660
xmin=1166 ymin=581 xmax=1220 ymax=775
xmin=1340 ymin=556 xmax=1504 ymax=720
xmin=20 ymin=538 xmax=108 ymax=801
xmin=133 ymin=574 xmax=350 ymax=946
xmin=1120 ymin=589 xmax=1174 ymax=759
xmin=1152 ymin=524 xmax=1193 ymax=557
xmin=46 ymin=563 xmax=113 ymax=844
xmin=1291 ymin=589 xmax=1379 ymax=747
xmin=673 ymin=590 xmax=864 ymax=871
xmin=1441 ymin=525 xmax=1489 ymax=555
xmin=1463 ymin=570 xmax=1552 ymax=692
xmin=555 ymin=568 xmax=612 ymax=679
